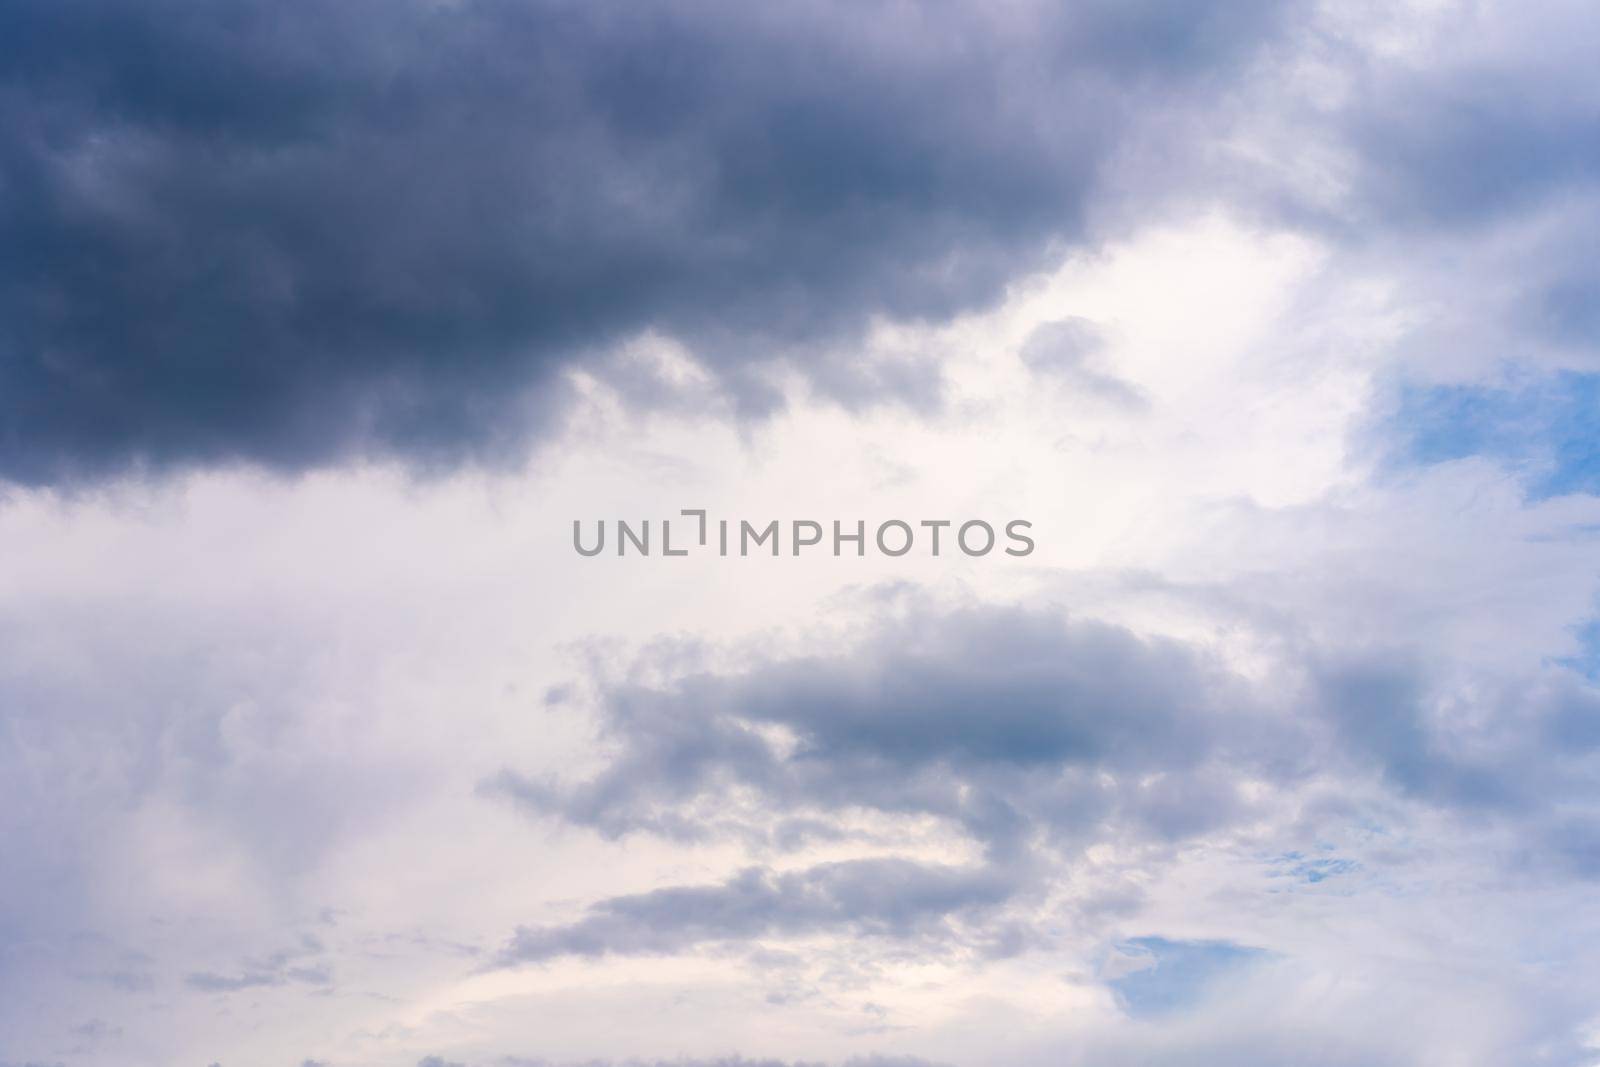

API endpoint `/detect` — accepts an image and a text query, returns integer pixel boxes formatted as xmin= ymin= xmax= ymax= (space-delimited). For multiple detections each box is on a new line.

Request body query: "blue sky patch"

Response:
xmin=1269 ymin=848 xmax=1361 ymax=885
xmin=1106 ymin=937 xmax=1268 ymax=1018
xmin=1555 ymin=616 xmax=1600 ymax=681
xmin=1393 ymin=371 xmax=1600 ymax=499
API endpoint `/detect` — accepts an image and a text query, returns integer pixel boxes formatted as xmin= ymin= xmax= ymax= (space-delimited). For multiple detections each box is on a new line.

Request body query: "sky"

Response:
xmin=3 ymin=1 xmax=1600 ymax=1065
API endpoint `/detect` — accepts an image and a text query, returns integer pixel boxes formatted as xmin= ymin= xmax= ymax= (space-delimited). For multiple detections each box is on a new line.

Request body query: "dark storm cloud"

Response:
xmin=0 ymin=0 xmax=1296 ymax=484
xmin=492 ymin=858 xmax=1017 ymax=967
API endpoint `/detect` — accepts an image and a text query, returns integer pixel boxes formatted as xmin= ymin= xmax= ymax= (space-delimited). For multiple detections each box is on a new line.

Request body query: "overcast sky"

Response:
xmin=4 ymin=2 xmax=1600 ymax=1066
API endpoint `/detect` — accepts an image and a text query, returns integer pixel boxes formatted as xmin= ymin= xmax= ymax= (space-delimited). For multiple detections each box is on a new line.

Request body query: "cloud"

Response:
xmin=0 ymin=0 xmax=1298 ymax=485
xmin=1312 ymin=649 xmax=1600 ymax=830
xmin=1019 ymin=319 xmax=1147 ymax=409
xmin=1269 ymin=2 xmax=1600 ymax=440
xmin=5 ymin=3 xmax=1600 ymax=1061
xmin=183 ymin=970 xmax=282 ymax=993
xmin=1330 ymin=3 xmax=1600 ymax=234
xmin=487 ymin=1059 xmax=946 ymax=1067
xmin=1 ymin=0 xmax=1595 ymax=498
xmin=69 ymin=1019 xmax=121 ymax=1042
xmin=84 ymin=969 xmax=155 ymax=994
xmin=482 ymin=598 xmax=1310 ymax=972
xmin=184 ymin=936 xmax=333 ymax=993
xmin=491 ymin=858 xmax=1017 ymax=968
xmin=487 ymin=601 xmax=1294 ymax=860
xmin=481 ymin=586 xmax=1600 ymax=1001
xmin=0 ymin=595 xmax=415 ymax=1007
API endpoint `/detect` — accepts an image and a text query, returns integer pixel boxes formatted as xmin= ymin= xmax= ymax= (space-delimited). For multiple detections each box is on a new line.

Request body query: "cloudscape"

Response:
xmin=4 ymin=1 xmax=1600 ymax=1065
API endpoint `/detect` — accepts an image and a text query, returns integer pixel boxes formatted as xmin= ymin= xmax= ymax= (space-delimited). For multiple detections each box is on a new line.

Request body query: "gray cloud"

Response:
xmin=83 ymin=969 xmax=154 ymax=994
xmin=483 ymin=600 xmax=1310 ymax=967
xmin=1335 ymin=12 xmax=1600 ymax=236
xmin=1258 ymin=1 xmax=1600 ymax=402
xmin=487 ymin=603 xmax=1295 ymax=861
xmin=183 ymin=970 xmax=281 ymax=993
xmin=1019 ymin=319 xmax=1146 ymax=409
xmin=0 ymin=0 xmax=1297 ymax=485
xmin=480 ymin=1059 xmax=944 ymax=1067
xmin=184 ymin=935 xmax=333 ymax=993
xmin=485 ymin=592 xmax=1600 ymax=981
xmin=492 ymin=858 xmax=1017 ymax=967
xmin=1313 ymin=651 xmax=1600 ymax=832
